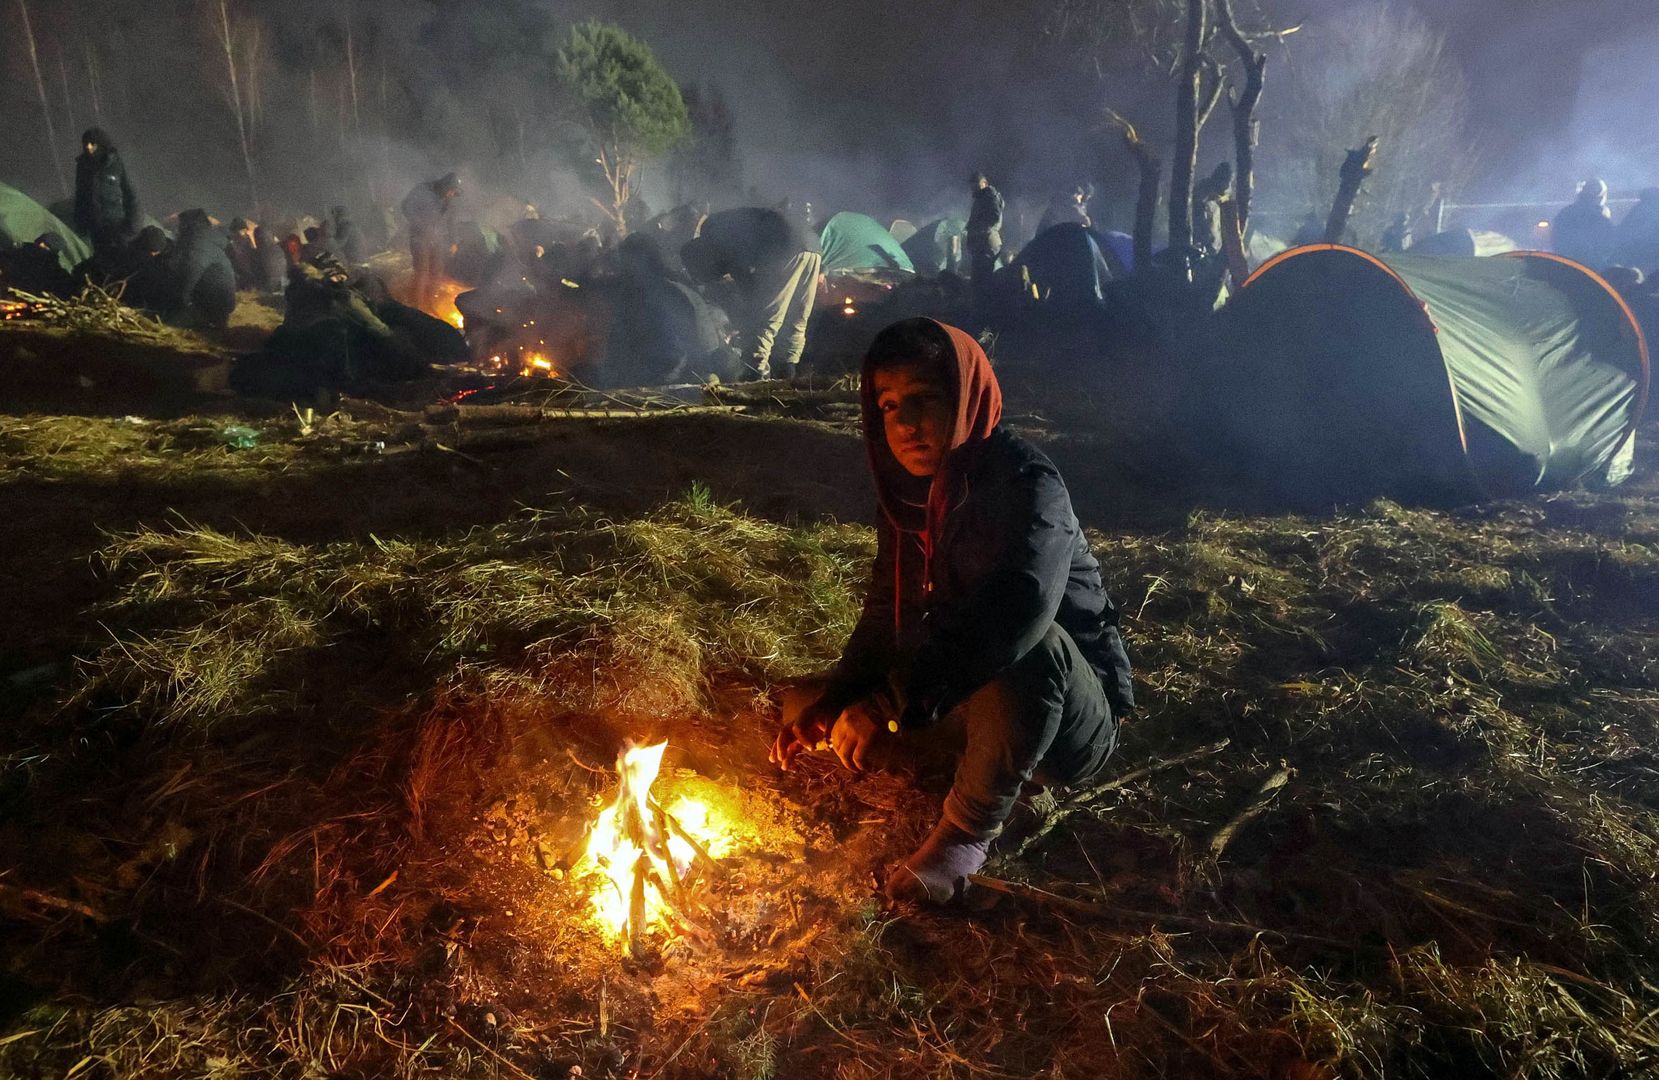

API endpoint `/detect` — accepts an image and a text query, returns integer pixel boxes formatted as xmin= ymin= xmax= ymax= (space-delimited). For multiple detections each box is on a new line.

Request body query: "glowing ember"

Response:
xmin=576 ymin=742 xmax=730 ymax=953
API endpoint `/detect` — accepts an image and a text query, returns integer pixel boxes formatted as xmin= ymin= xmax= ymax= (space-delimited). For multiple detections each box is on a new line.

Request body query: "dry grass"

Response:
xmin=3 ymin=408 xmax=1659 ymax=1078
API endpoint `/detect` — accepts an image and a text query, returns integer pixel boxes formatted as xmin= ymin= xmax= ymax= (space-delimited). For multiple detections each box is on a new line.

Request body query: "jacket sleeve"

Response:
xmin=73 ymin=161 xmax=92 ymax=235
xmin=120 ymin=163 xmax=140 ymax=234
xmin=899 ymin=463 xmax=1071 ymax=730
xmin=815 ymin=516 xmax=899 ymax=716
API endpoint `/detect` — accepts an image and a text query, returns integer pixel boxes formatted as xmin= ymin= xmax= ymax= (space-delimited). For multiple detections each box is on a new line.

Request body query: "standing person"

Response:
xmin=679 ymin=206 xmax=822 ymax=379
xmin=1552 ymin=178 xmax=1617 ymax=270
xmin=227 ymin=218 xmax=260 ymax=290
xmin=1379 ymin=212 xmax=1413 ymax=254
xmin=771 ymin=318 xmax=1134 ymax=904
xmin=331 ymin=205 xmax=367 ymax=266
xmin=401 ymin=173 xmax=461 ymax=311
xmin=253 ymin=225 xmax=287 ymax=293
xmin=73 ymin=128 xmax=140 ymax=266
xmin=1614 ymin=187 xmax=1659 ymax=276
xmin=1037 ymin=183 xmax=1093 ymax=235
xmin=965 ymin=173 xmax=1005 ymax=304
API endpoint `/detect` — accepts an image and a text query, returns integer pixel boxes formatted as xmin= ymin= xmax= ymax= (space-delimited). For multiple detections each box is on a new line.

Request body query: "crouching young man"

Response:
xmin=770 ymin=318 xmax=1134 ymax=903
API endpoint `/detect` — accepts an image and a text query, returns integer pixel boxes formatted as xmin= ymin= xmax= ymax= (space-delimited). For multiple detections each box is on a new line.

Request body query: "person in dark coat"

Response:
xmin=1037 ymin=184 xmax=1093 ymax=236
xmin=771 ymin=318 xmax=1134 ymax=904
xmin=331 ymin=205 xmax=367 ymax=265
xmin=0 ymin=234 xmax=79 ymax=298
xmin=402 ymin=172 xmax=461 ymax=311
xmin=168 ymin=209 xmax=236 ymax=328
xmin=1614 ymin=188 xmax=1659 ymax=276
xmin=1553 ymin=178 xmax=1617 ymax=269
xmin=115 ymin=225 xmax=173 ymax=311
xmin=1379 ymin=212 xmax=1413 ymax=254
xmin=680 ymin=206 xmax=822 ymax=379
xmin=73 ymin=128 xmax=140 ymax=265
xmin=965 ymin=172 xmax=1005 ymax=298
xmin=249 ymin=225 xmax=286 ymax=293
xmin=227 ymin=218 xmax=260 ymax=291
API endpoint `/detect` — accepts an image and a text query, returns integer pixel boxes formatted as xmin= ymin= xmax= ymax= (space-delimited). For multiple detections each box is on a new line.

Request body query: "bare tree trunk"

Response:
xmin=56 ymin=48 xmax=79 ymax=146
xmin=344 ymin=16 xmax=362 ymax=139
xmin=594 ymin=144 xmax=632 ymax=237
xmin=1166 ymin=0 xmax=1208 ymax=254
xmin=1213 ymin=0 xmax=1267 ymax=237
xmin=210 ymin=0 xmax=260 ymax=217
xmin=84 ymin=42 xmax=105 ymax=128
xmin=1107 ymin=110 xmax=1161 ymax=272
xmin=245 ymin=22 xmax=264 ymax=129
xmin=18 ymin=0 xmax=68 ymax=196
xmin=1324 ymin=136 xmax=1379 ymax=244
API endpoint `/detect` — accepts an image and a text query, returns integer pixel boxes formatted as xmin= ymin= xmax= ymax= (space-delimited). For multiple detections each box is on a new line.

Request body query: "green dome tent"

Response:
xmin=0 ymin=182 xmax=91 ymax=272
xmin=1216 ymin=245 xmax=1649 ymax=500
xmin=819 ymin=212 xmax=913 ymax=275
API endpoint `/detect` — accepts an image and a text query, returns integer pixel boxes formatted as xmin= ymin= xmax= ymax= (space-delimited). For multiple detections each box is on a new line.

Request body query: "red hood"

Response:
xmin=859 ymin=318 xmax=1004 ymax=541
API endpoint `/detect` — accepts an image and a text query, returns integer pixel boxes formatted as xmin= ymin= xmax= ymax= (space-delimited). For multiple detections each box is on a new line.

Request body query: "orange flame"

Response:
xmin=576 ymin=742 xmax=729 ymax=952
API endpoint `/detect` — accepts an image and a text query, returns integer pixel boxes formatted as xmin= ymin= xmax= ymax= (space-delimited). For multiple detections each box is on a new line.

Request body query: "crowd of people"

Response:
xmin=6 ymin=124 xmax=1658 ymax=398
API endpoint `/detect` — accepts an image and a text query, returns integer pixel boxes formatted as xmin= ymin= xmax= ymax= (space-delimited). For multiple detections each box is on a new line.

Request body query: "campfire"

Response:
xmin=428 ymin=278 xmax=468 ymax=330
xmin=576 ymin=742 xmax=734 ymax=955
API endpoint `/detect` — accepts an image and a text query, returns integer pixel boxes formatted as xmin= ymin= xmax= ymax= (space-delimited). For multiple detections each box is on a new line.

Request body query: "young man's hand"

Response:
xmin=770 ymin=698 xmax=836 ymax=772
xmin=830 ymin=703 xmax=880 ymax=772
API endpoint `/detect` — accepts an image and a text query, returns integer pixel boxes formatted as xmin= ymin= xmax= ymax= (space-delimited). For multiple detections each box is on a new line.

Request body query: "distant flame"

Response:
xmin=576 ymin=742 xmax=730 ymax=953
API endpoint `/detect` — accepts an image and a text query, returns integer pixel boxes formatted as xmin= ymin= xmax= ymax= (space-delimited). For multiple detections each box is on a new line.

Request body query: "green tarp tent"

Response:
xmin=1216 ymin=245 xmax=1649 ymax=500
xmin=0 ymin=182 xmax=92 ymax=272
xmin=819 ymin=212 xmax=913 ymax=275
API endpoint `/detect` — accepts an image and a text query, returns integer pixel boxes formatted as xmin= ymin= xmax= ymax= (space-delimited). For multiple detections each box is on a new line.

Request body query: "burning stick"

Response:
xmin=575 ymin=742 xmax=731 ymax=956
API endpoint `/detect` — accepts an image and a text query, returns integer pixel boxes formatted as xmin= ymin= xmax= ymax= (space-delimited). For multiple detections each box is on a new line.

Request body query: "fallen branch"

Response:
xmin=966 ymin=874 xmax=1350 ymax=948
xmin=1007 ymin=738 xmax=1231 ymax=862
xmin=1206 ymin=762 xmax=1292 ymax=860
xmin=0 ymin=881 xmax=106 ymax=922
xmin=425 ymin=403 xmax=746 ymax=426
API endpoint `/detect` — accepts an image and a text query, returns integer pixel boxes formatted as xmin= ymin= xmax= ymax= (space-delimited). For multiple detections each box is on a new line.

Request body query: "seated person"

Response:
xmin=0 ymin=234 xmax=80 ymax=298
xmin=771 ymin=318 xmax=1134 ymax=903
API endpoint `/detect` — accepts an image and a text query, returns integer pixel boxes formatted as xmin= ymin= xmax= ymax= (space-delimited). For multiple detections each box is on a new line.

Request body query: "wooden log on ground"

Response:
xmin=424 ymin=402 xmax=747 ymax=426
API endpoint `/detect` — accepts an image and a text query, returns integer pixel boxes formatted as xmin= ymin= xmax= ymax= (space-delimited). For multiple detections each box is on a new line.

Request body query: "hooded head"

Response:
xmin=177 ymin=208 xmax=213 ymax=238
xmin=1578 ymin=177 xmax=1609 ymax=205
xmin=81 ymin=128 xmax=112 ymax=157
xmin=135 ymin=225 xmax=169 ymax=256
xmin=859 ymin=318 xmax=1002 ymax=534
xmin=435 ymin=173 xmax=461 ymax=199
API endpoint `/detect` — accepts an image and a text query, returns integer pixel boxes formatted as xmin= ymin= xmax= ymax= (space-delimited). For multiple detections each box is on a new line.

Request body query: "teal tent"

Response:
xmin=0 ymin=182 xmax=92 ymax=272
xmin=1216 ymin=245 xmax=1649 ymax=499
xmin=819 ymin=212 xmax=914 ymax=275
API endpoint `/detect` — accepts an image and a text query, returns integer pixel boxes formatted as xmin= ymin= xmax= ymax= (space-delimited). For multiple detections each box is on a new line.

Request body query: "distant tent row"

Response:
xmin=0 ymin=182 xmax=91 ymax=273
xmin=1217 ymin=245 xmax=1649 ymax=499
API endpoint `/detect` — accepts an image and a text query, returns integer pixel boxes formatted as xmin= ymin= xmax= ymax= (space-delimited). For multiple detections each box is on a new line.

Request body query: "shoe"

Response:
xmin=884 ymin=819 xmax=992 ymax=905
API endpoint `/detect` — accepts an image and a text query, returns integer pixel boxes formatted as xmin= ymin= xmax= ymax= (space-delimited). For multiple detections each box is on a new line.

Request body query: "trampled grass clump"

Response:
xmin=76 ymin=491 xmax=870 ymax=733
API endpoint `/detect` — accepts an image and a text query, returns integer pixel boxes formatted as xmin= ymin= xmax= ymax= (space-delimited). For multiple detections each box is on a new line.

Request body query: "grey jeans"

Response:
xmin=789 ymin=624 xmax=1117 ymax=840
xmin=746 ymin=250 xmax=822 ymax=377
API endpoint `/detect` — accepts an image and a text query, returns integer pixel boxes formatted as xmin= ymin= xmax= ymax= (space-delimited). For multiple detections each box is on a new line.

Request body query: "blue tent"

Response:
xmin=1011 ymin=224 xmax=1116 ymax=307
xmin=819 ymin=212 xmax=914 ymax=275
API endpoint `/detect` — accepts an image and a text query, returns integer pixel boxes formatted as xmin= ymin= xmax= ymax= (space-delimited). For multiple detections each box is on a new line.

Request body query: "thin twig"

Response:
xmin=1007 ymin=739 xmax=1231 ymax=861
xmin=1206 ymin=762 xmax=1292 ymax=860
